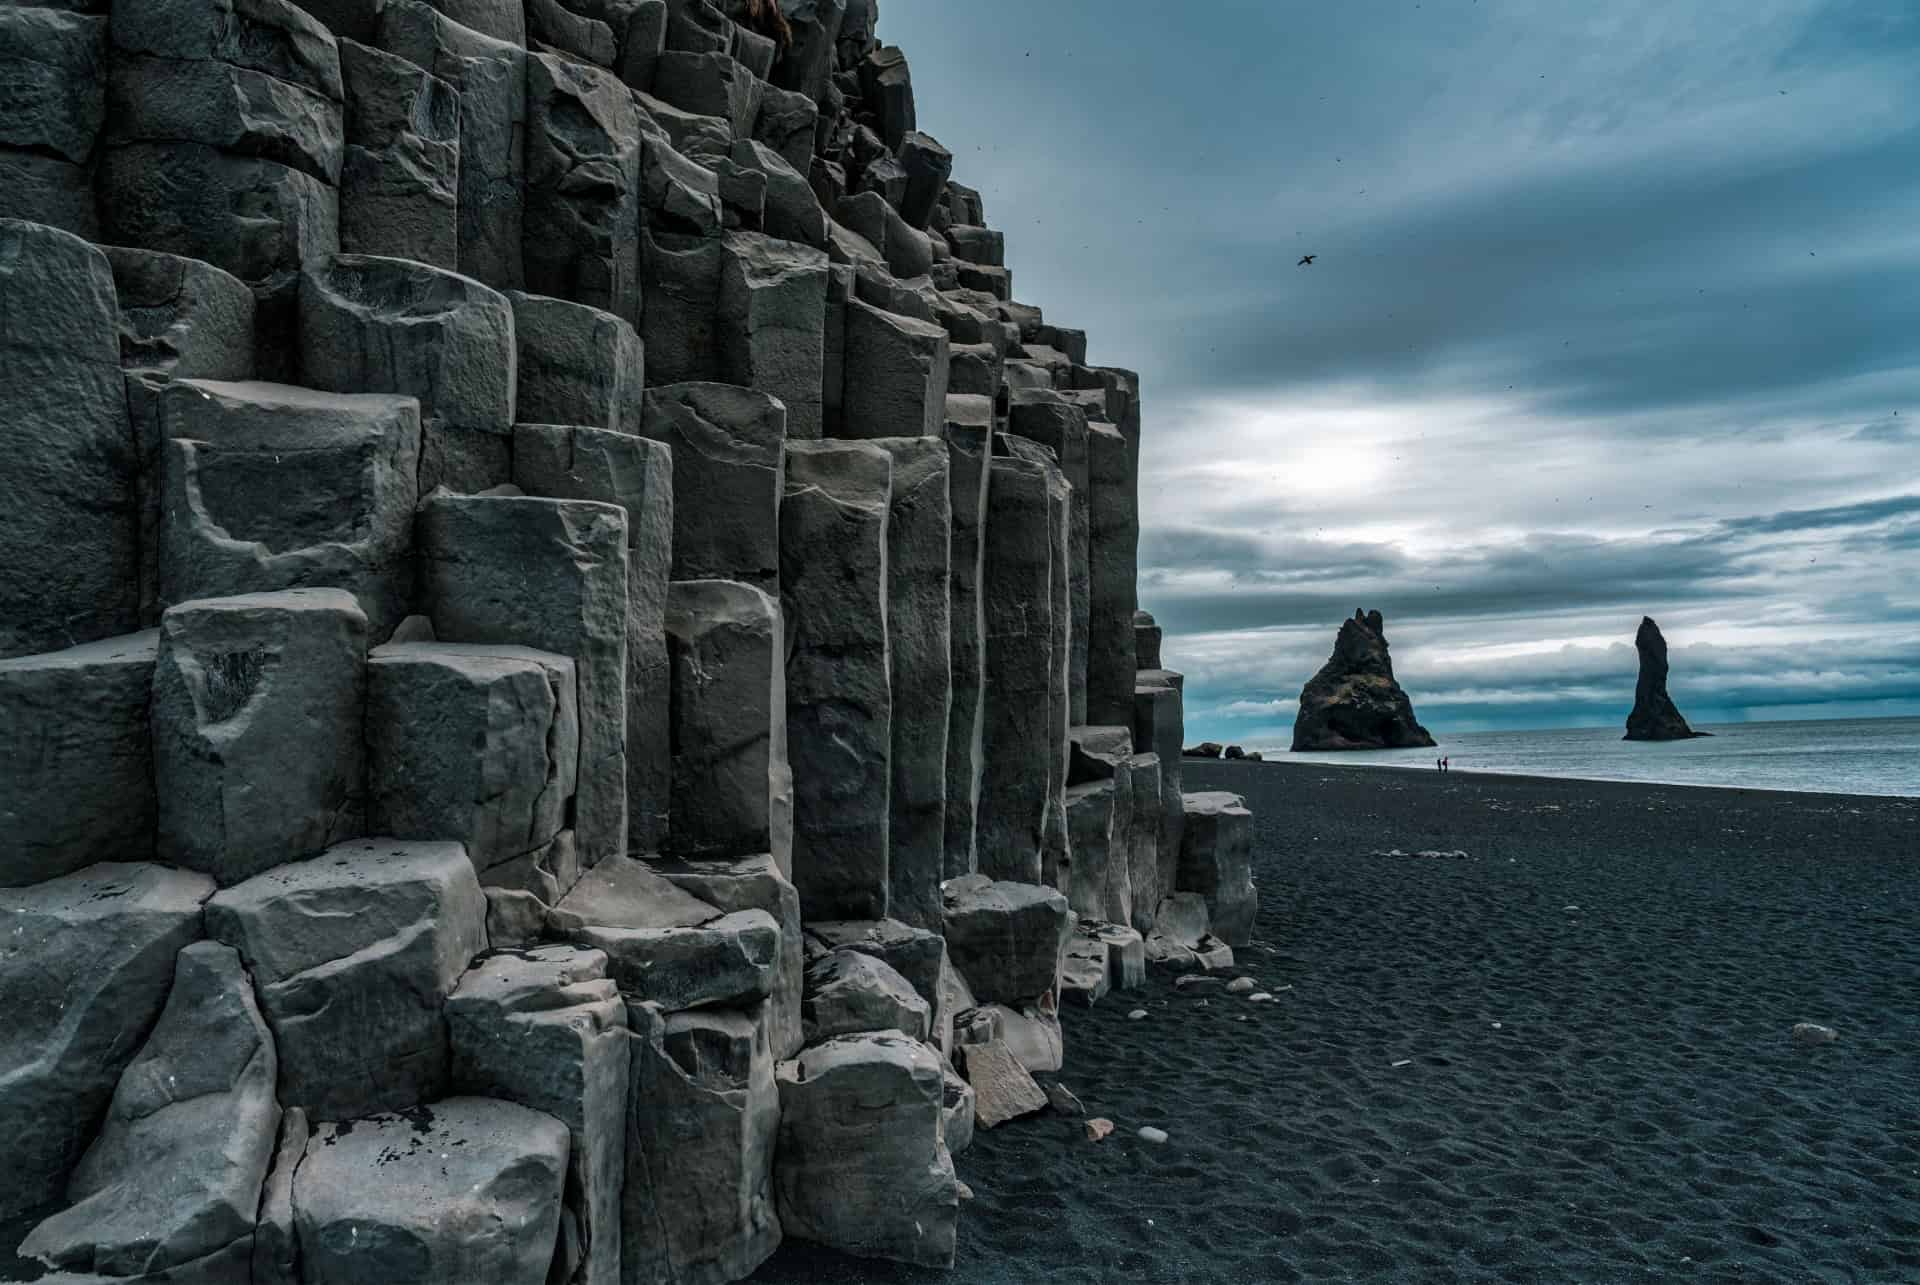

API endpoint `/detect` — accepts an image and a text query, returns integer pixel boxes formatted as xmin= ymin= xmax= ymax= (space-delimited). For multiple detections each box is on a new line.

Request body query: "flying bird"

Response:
xmin=1298 ymin=254 xmax=1316 ymax=266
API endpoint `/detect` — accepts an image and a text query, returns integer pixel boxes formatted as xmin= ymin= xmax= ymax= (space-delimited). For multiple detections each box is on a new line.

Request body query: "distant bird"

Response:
xmin=1298 ymin=254 xmax=1316 ymax=266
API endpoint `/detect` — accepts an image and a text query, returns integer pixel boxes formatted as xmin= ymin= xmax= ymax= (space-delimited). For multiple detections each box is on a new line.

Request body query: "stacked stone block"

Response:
xmin=0 ymin=2 xmax=1254 ymax=1280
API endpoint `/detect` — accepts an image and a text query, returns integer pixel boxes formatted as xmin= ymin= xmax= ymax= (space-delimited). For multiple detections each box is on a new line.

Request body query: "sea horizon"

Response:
xmin=1256 ymin=714 xmax=1920 ymax=799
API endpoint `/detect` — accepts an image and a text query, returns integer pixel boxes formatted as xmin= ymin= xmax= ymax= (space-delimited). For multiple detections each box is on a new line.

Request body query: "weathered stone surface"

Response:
xmin=940 ymin=875 xmax=1069 ymax=1006
xmin=943 ymin=225 xmax=1002 ymax=267
xmin=419 ymin=494 xmax=631 ymax=866
xmin=752 ymin=82 xmax=818 ymax=175
xmin=954 ymin=1040 xmax=1044 ymax=1130
xmin=337 ymin=38 xmax=459 ymax=269
xmin=1178 ymin=791 xmax=1256 ymax=948
xmin=782 ymin=440 xmax=893 ymax=921
xmin=0 ymin=864 xmax=214 ymax=1222
xmin=1144 ymin=891 xmax=1235 ymax=973
xmin=526 ymin=51 xmax=643 ymax=324
xmin=251 ymin=1105 xmax=307 ymax=1285
xmin=803 ymin=949 xmax=931 ymax=1045
xmin=1126 ymin=752 xmax=1164 ymax=933
xmin=294 ymin=1098 xmax=568 ymax=1285
xmin=300 ymin=253 xmax=515 ymax=495
xmin=377 ymin=0 xmax=526 ymax=290
xmin=21 ymin=942 xmax=280 ymax=1279
xmin=1134 ymin=608 xmax=1163 ymax=670
xmin=652 ymin=853 xmax=804 ymax=1060
xmin=1292 ymin=608 xmax=1437 ymax=751
xmin=1135 ymin=671 xmax=1187 ymax=894
xmin=978 ymin=450 xmax=1068 ymax=885
xmin=206 ymin=837 xmax=487 ymax=1118
xmin=941 ymin=1066 xmax=976 ymax=1155
xmin=985 ymin=999 xmax=1063 ymax=1074
xmin=0 ymin=9 xmax=106 ymax=178
xmin=624 ymin=1001 xmax=781 ymax=1285
xmin=509 ymin=293 xmax=645 ymax=433
xmin=367 ymin=643 xmax=579 ymax=872
xmin=512 ymin=425 xmax=673 ymax=856
xmin=1626 ymin=615 xmax=1709 ymax=741
xmin=105 ymin=247 xmax=256 ymax=380
xmin=1059 ymin=928 xmax=1110 ymax=1008
xmin=448 ymin=946 xmax=629 ymax=1285
xmin=894 ymin=131 xmax=951 ymax=230
xmin=0 ymin=150 xmax=97 ymax=241
xmin=529 ymin=0 xmax=618 ymax=66
xmin=1 ymin=632 xmax=159 ymax=887
xmin=551 ymin=855 xmax=779 ymax=1009
xmin=654 ymin=49 xmax=760 ymax=138
xmin=804 ymin=918 xmax=951 ymax=1054
xmin=941 ymin=416 xmax=991 ymax=881
xmin=1096 ymin=922 xmax=1147 ymax=992
xmin=768 ymin=0 xmax=844 ymax=102
xmin=663 ymin=581 xmax=793 ymax=870
xmin=857 ymin=45 xmax=914 ymax=148
xmin=1064 ymin=780 xmax=1120 ymax=926
xmin=842 ymin=299 xmax=949 ymax=439
xmin=641 ymin=383 xmax=786 ymax=591
xmin=1069 ymin=725 xmax=1135 ymax=926
xmin=1087 ymin=421 xmax=1139 ymax=726
xmin=152 ymin=381 xmax=420 ymax=634
xmin=0 ymin=220 xmax=138 ymax=658
xmin=1008 ymin=389 xmax=1090 ymax=725
xmin=864 ymin=438 xmax=952 ymax=930
xmin=999 ymin=434 xmax=1073 ymax=886
xmin=730 ymin=137 xmax=827 ymax=251
xmin=153 ymin=589 xmax=368 ymax=884
xmin=719 ymin=230 xmax=829 ymax=437
xmin=638 ymin=228 xmax=724 ymax=385
xmin=774 ymin=1033 xmax=957 ymax=1268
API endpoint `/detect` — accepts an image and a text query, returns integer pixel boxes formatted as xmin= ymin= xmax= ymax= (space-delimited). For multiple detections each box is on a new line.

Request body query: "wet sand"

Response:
xmin=755 ymin=761 xmax=1920 ymax=1284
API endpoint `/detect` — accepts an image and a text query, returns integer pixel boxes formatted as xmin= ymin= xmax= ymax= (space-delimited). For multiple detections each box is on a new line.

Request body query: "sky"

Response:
xmin=882 ymin=0 xmax=1920 ymax=747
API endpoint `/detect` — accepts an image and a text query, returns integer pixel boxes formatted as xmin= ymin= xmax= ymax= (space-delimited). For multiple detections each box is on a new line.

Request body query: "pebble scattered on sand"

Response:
xmin=1791 ymin=1022 xmax=1839 ymax=1046
xmin=1137 ymin=1127 xmax=1169 ymax=1145
xmin=1391 ymin=1059 xmax=1413 ymax=1069
xmin=1084 ymin=1118 xmax=1114 ymax=1142
xmin=1127 ymin=1009 xmax=1148 ymax=1021
xmin=1249 ymin=993 xmax=1275 ymax=1003
xmin=1045 ymin=1082 xmax=1086 ymax=1116
xmin=1226 ymin=977 xmax=1256 ymax=994
xmin=956 ymin=1181 xmax=975 ymax=1201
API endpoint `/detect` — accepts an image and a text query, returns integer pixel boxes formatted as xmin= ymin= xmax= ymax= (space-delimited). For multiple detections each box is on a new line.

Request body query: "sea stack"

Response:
xmin=1291 ymin=609 xmax=1437 ymax=751
xmin=1624 ymin=616 xmax=1710 ymax=741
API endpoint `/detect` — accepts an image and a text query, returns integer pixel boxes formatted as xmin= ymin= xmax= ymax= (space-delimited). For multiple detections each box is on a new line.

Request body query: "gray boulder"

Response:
xmin=337 ymin=38 xmax=460 ymax=269
xmin=730 ymin=138 xmax=828 ymax=251
xmin=294 ymin=1098 xmax=568 ymax=1285
xmin=104 ymin=247 xmax=256 ymax=381
xmin=782 ymin=440 xmax=894 ymax=921
xmin=152 ymin=589 xmax=368 ymax=884
xmin=418 ymin=494 xmax=631 ymax=867
xmin=21 ymin=942 xmax=280 ymax=1278
xmin=508 ymin=293 xmax=646 ymax=434
xmin=1059 ymin=927 xmax=1110 ymax=1008
xmin=720 ymin=230 xmax=829 ymax=438
xmin=774 ymin=1033 xmax=958 ymax=1268
xmin=1178 ymin=791 xmax=1257 ymax=947
xmin=663 ymin=581 xmax=793 ymax=872
xmin=954 ymin=1039 xmax=1045 ymax=1130
xmin=857 ymin=45 xmax=915 ymax=148
xmin=894 ymin=131 xmax=951 ymax=230
xmin=641 ymin=383 xmax=787 ymax=592
xmin=448 ymin=947 xmax=629 ymax=1285
xmin=941 ymin=415 xmax=992 ymax=881
xmin=651 ymin=853 xmax=805 ymax=1060
xmin=1144 ymin=891 xmax=1236 ymax=973
xmin=940 ymin=1066 xmax=977 ymax=1155
xmin=511 ymin=426 xmax=674 ymax=856
xmin=805 ymin=918 xmax=953 ymax=1054
xmin=940 ymin=876 xmax=1070 ymax=1006
xmin=0 ymin=220 xmax=138 ymax=659
xmin=526 ymin=52 xmax=643 ymax=325
xmin=624 ymin=1002 xmax=781 ymax=1285
xmin=151 ymin=380 xmax=420 ymax=635
xmin=206 ymin=838 xmax=488 ymax=1119
xmin=984 ymin=1000 xmax=1064 ymax=1074
xmin=0 ymin=863 xmax=214 ymax=1222
xmin=768 ymin=0 xmax=844 ymax=102
xmin=367 ymin=643 xmax=579 ymax=872
xmin=299 ymin=254 xmax=515 ymax=495
xmin=841 ymin=298 xmax=949 ymax=439
xmin=943 ymin=225 xmax=1003 ymax=267
xmin=377 ymin=0 xmax=527 ymax=290
xmin=1 ymin=632 xmax=159 ymax=887
xmin=802 ymin=949 xmax=932 ymax=1045
xmin=867 ymin=437 xmax=953 ymax=931
xmin=653 ymin=49 xmax=760 ymax=138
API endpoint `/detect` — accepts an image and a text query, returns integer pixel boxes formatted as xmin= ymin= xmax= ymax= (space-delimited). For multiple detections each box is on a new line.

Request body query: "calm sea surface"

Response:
xmin=1275 ymin=716 xmax=1920 ymax=798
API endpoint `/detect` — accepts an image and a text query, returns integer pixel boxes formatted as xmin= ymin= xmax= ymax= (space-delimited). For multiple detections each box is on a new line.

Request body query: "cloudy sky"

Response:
xmin=885 ymin=0 xmax=1920 ymax=746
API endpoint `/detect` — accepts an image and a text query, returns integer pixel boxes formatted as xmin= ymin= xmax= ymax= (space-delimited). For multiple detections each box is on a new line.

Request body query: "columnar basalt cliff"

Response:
xmin=1624 ymin=616 xmax=1710 ymax=742
xmin=1292 ymin=608 xmax=1438 ymax=752
xmin=0 ymin=2 xmax=1255 ymax=1280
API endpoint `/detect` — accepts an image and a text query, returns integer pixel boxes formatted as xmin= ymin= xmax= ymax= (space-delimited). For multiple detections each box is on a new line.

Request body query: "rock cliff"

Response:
xmin=0 ymin=1 xmax=1256 ymax=1278
xmin=1624 ymin=616 xmax=1710 ymax=741
xmin=1292 ymin=609 xmax=1437 ymax=751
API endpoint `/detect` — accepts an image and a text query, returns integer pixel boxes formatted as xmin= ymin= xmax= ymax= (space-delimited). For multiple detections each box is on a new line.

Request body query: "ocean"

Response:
xmin=1275 ymin=716 xmax=1920 ymax=798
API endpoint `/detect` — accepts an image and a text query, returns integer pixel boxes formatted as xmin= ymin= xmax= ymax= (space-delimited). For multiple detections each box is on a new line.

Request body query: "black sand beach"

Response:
xmin=755 ymin=762 xmax=1920 ymax=1285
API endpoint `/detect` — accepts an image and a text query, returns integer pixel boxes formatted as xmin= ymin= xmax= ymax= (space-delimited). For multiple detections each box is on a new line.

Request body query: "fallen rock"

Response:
xmin=651 ymin=853 xmax=807 ymax=1061
xmin=1227 ymin=977 xmax=1257 ymax=995
xmin=21 ymin=942 xmax=280 ymax=1278
xmin=294 ymin=1098 xmax=569 ymax=1285
xmin=940 ymin=875 xmax=1070 ymax=1006
xmin=803 ymin=949 xmax=932 ymax=1044
xmin=986 ymin=1000 xmax=1064 ymax=1074
xmin=1044 ymin=1081 xmax=1086 ymax=1117
xmin=1791 ymin=1022 xmax=1839 ymax=1046
xmin=774 ymin=1032 xmax=959 ymax=1268
xmin=1084 ymin=1117 xmax=1115 ymax=1143
xmin=954 ymin=1041 xmax=1045 ymax=1130
xmin=1292 ymin=609 xmax=1437 ymax=751
xmin=805 ymin=918 xmax=953 ymax=1054
xmin=206 ymin=837 xmax=487 ymax=1119
xmin=1137 ymin=1126 xmax=1169 ymax=1145
xmin=941 ymin=1067 xmax=976 ymax=1156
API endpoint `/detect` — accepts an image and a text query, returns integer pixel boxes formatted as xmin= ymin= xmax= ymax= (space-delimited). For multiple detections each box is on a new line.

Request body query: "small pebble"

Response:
xmin=1226 ymin=977 xmax=1256 ymax=994
xmin=1084 ymin=1117 xmax=1115 ymax=1142
xmin=956 ymin=1180 xmax=975 ymax=1201
xmin=1248 ymin=992 xmax=1275 ymax=1003
xmin=1391 ymin=1059 xmax=1413 ymax=1069
xmin=1127 ymin=1009 xmax=1148 ymax=1021
xmin=1137 ymin=1127 xmax=1169 ymax=1144
xmin=1491 ymin=1021 xmax=1503 ymax=1029
xmin=1791 ymin=1022 xmax=1838 ymax=1046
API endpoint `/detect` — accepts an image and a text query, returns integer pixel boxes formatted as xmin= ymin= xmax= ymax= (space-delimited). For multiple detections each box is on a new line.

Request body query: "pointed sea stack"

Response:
xmin=1291 ymin=609 xmax=1437 ymax=751
xmin=1624 ymin=616 xmax=1711 ymax=741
